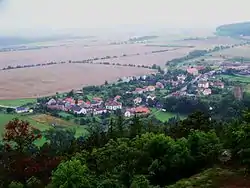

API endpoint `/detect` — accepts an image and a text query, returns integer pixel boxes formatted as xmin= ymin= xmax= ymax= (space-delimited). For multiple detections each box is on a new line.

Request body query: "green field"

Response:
xmin=0 ymin=113 xmax=88 ymax=146
xmin=151 ymin=108 xmax=185 ymax=122
xmin=0 ymin=98 xmax=36 ymax=107
xmin=0 ymin=113 xmax=51 ymax=136
xmin=218 ymin=74 xmax=250 ymax=83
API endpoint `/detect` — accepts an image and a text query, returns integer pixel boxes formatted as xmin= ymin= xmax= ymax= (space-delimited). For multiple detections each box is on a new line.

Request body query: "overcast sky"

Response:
xmin=0 ymin=0 xmax=249 ymax=35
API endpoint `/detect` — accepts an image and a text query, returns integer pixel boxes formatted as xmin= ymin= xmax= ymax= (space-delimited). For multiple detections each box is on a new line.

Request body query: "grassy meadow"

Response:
xmin=0 ymin=98 xmax=36 ymax=107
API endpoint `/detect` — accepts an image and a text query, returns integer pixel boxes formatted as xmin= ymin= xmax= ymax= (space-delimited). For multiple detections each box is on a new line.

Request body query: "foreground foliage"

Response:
xmin=0 ymin=111 xmax=250 ymax=187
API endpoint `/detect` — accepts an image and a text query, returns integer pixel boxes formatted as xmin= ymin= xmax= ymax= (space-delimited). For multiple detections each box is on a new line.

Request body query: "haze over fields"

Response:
xmin=0 ymin=0 xmax=250 ymax=99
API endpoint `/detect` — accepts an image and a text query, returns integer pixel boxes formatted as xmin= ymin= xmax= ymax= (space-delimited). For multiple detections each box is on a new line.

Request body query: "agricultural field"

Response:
xmin=0 ymin=98 xmax=36 ymax=107
xmin=0 ymin=63 xmax=156 ymax=99
xmin=169 ymin=36 xmax=244 ymax=50
xmin=211 ymin=45 xmax=250 ymax=58
xmin=108 ymin=47 xmax=193 ymax=67
xmin=0 ymin=43 xmax=184 ymax=68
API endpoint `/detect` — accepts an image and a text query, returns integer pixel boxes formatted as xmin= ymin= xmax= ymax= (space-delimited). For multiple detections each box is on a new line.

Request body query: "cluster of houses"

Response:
xmin=197 ymin=80 xmax=224 ymax=96
xmin=45 ymin=96 xmax=152 ymax=117
xmin=46 ymin=97 xmax=122 ymax=116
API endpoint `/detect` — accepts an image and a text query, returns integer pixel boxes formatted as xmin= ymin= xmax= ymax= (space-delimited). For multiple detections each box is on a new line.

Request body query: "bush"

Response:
xmin=8 ymin=182 xmax=24 ymax=188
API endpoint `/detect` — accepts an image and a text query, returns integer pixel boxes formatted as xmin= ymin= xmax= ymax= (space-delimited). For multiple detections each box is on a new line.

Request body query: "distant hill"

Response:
xmin=0 ymin=35 xmax=94 ymax=47
xmin=216 ymin=22 xmax=250 ymax=37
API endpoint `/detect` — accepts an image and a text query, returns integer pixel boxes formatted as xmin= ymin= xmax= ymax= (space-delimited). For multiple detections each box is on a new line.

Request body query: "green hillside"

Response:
xmin=167 ymin=168 xmax=250 ymax=188
xmin=216 ymin=21 xmax=250 ymax=36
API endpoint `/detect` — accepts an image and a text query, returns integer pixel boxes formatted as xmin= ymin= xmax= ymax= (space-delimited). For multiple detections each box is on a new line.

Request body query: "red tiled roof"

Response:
xmin=195 ymin=66 xmax=205 ymax=71
xmin=64 ymin=98 xmax=74 ymax=103
xmin=93 ymin=97 xmax=103 ymax=101
xmin=106 ymin=100 xmax=122 ymax=106
xmin=85 ymin=101 xmax=91 ymax=105
xmin=134 ymin=106 xmax=150 ymax=114
xmin=77 ymin=100 xmax=84 ymax=105
xmin=147 ymin=86 xmax=155 ymax=89
xmin=187 ymin=68 xmax=198 ymax=74
xmin=135 ymin=88 xmax=144 ymax=91
xmin=114 ymin=95 xmax=121 ymax=99
xmin=214 ymin=81 xmax=224 ymax=86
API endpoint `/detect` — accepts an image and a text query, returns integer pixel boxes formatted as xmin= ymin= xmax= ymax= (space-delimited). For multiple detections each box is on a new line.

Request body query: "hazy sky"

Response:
xmin=0 ymin=0 xmax=249 ymax=35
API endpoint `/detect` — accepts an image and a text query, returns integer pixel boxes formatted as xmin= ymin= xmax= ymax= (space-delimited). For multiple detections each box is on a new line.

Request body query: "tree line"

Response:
xmin=1 ymin=48 xmax=169 ymax=72
xmin=1 ymin=109 xmax=250 ymax=187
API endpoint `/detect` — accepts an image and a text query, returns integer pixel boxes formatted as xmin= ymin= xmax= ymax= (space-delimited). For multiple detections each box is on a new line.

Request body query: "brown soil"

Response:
xmin=0 ymin=43 xmax=189 ymax=68
xmin=218 ymin=174 xmax=250 ymax=188
xmin=0 ymin=64 xmax=156 ymax=99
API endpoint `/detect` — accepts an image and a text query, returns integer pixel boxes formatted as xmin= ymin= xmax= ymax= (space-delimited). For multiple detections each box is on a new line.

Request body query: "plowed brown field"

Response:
xmin=0 ymin=64 xmax=156 ymax=99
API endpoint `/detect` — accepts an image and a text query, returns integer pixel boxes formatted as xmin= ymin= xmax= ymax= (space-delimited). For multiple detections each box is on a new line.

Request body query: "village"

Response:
xmin=29 ymin=64 xmax=233 ymax=119
xmin=7 ymin=52 xmax=250 ymax=123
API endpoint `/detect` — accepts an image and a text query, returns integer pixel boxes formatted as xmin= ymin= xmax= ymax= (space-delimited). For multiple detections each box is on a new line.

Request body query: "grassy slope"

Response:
xmin=218 ymin=75 xmax=250 ymax=83
xmin=0 ymin=98 xmax=36 ymax=107
xmin=150 ymin=108 xmax=185 ymax=122
xmin=0 ymin=113 xmax=50 ymax=134
xmin=0 ymin=113 xmax=88 ymax=146
xmin=166 ymin=167 xmax=250 ymax=188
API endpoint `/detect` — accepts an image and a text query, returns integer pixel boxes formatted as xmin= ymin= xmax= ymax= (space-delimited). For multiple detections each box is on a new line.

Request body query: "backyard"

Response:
xmin=150 ymin=108 xmax=185 ymax=122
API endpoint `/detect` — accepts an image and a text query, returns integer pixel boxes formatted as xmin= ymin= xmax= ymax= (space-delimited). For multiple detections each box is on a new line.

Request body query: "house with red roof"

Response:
xmin=134 ymin=106 xmax=150 ymax=114
xmin=133 ymin=88 xmax=145 ymax=94
xmin=156 ymin=82 xmax=164 ymax=89
xmin=93 ymin=97 xmax=103 ymax=102
xmin=213 ymin=81 xmax=225 ymax=89
xmin=105 ymin=101 xmax=122 ymax=111
xmin=114 ymin=95 xmax=121 ymax=101
xmin=145 ymin=86 xmax=156 ymax=92
xmin=187 ymin=67 xmax=198 ymax=76
xmin=64 ymin=97 xmax=75 ymax=105
xmin=203 ymin=88 xmax=212 ymax=96
xmin=124 ymin=106 xmax=150 ymax=117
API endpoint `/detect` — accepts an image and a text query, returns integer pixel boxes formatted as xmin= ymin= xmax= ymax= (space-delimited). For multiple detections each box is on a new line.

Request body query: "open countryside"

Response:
xmin=2 ymin=17 xmax=250 ymax=187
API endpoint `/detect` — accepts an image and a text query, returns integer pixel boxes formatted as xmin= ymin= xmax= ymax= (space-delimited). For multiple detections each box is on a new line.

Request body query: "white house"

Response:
xmin=203 ymin=88 xmax=212 ymax=96
xmin=198 ymin=81 xmax=209 ymax=89
xmin=124 ymin=110 xmax=132 ymax=118
xmin=93 ymin=108 xmax=107 ymax=115
xmin=72 ymin=105 xmax=87 ymax=115
xmin=134 ymin=97 xmax=142 ymax=105
xmin=177 ymin=75 xmax=186 ymax=81
xmin=141 ymin=75 xmax=147 ymax=80
xmin=105 ymin=101 xmax=122 ymax=111
xmin=147 ymin=95 xmax=156 ymax=102
xmin=47 ymin=98 xmax=57 ymax=105
xmin=15 ymin=107 xmax=29 ymax=113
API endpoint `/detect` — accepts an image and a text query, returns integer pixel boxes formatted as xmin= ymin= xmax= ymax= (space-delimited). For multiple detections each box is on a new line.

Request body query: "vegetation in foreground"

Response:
xmin=1 ymin=110 xmax=250 ymax=187
xmin=167 ymin=168 xmax=250 ymax=188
